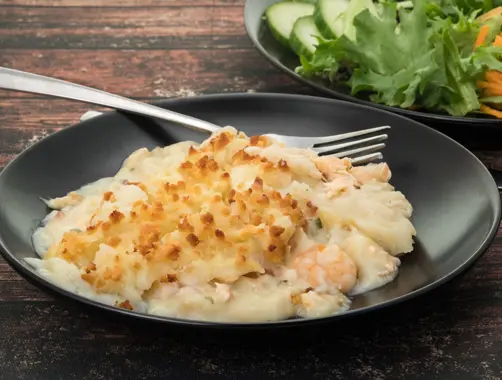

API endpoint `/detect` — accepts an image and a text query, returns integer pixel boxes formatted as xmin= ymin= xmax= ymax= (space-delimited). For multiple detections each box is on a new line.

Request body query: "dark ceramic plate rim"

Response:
xmin=0 ymin=93 xmax=500 ymax=329
xmin=243 ymin=0 xmax=502 ymax=126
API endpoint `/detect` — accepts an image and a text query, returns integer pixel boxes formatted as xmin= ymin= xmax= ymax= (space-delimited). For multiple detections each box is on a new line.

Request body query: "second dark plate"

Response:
xmin=244 ymin=0 xmax=502 ymax=128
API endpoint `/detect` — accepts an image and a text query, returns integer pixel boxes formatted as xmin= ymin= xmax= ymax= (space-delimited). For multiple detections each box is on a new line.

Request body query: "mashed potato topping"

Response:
xmin=27 ymin=127 xmax=415 ymax=322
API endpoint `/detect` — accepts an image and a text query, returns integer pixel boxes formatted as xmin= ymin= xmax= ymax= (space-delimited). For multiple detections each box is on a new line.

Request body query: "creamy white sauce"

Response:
xmin=26 ymin=127 xmax=415 ymax=322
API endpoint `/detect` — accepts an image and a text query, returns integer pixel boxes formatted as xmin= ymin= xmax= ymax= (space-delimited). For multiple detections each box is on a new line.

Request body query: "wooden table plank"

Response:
xmin=2 ymin=0 xmax=245 ymax=6
xmin=0 ymin=49 xmax=308 ymax=99
xmin=0 ymin=269 xmax=53 ymax=301
xmin=0 ymin=5 xmax=248 ymax=50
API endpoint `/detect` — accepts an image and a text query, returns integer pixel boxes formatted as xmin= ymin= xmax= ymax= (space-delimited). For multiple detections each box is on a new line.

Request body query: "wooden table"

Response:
xmin=1 ymin=1 xmax=502 ymax=379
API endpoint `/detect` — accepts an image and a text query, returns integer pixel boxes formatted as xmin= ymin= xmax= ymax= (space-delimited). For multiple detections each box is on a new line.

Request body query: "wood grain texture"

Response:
xmin=0 ymin=6 xmax=248 ymax=50
xmin=2 ymin=0 xmax=245 ymax=6
xmin=0 ymin=260 xmax=53 ymax=301
xmin=1 ymin=1 xmax=502 ymax=379
xmin=0 ymin=49 xmax=308 ymax=99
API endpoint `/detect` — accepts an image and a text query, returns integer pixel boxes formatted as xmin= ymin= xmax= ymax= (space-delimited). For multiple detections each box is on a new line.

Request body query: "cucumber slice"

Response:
xmin=265 ymin=2 xmax=315 ymax=48
xmin=290 ymin=16 xmax=322 ymax=58
xmin=314 ymin=0 xmax=349 ymax=39
xmin=342 ymin=0 xmax=379 ymax=41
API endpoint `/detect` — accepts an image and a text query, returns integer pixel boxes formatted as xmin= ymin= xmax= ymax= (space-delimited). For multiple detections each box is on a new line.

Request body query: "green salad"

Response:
xmin=264 ymin=0 xmax=502 ymax=118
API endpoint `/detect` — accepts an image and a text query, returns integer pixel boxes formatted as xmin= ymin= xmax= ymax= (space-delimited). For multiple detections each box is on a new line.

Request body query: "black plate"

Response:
xmin=0 ymin=93 xmax=500 ymax=328
xmin=244 ymin=0 xmax=502 ymax=128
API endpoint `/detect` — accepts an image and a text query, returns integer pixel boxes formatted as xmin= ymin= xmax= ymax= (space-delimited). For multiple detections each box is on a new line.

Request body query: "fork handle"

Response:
xmin=0 ymin=67 xmax=220 ymax=134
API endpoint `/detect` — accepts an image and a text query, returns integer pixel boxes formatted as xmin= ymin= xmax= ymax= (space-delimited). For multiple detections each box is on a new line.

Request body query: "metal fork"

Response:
xmin=267 ymin=127 xmax=388 ymax=165
xmin=0 ymin=67 xmax=388 ymax=164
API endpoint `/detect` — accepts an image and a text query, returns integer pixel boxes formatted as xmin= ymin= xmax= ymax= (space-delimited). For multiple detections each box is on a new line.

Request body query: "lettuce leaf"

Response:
xmin=429 ymin=0 xmax=489 ymax=14
xmin=299 ymin=0 xmax=502 ymax=116
xmin=308 ymin=1 xmax=438 ymax=109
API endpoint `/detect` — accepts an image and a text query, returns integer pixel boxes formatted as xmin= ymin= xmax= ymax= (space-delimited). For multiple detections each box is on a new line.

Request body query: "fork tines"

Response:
xmin=312 ymin=126 xmax=390 ymax=165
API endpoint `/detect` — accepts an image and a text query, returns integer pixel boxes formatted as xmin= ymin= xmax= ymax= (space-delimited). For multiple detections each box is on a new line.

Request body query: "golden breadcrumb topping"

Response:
xmin=44 ymin=128 xmax=325 ymax=298
xmin=30 ymin=127 xmax=415 ymax=322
